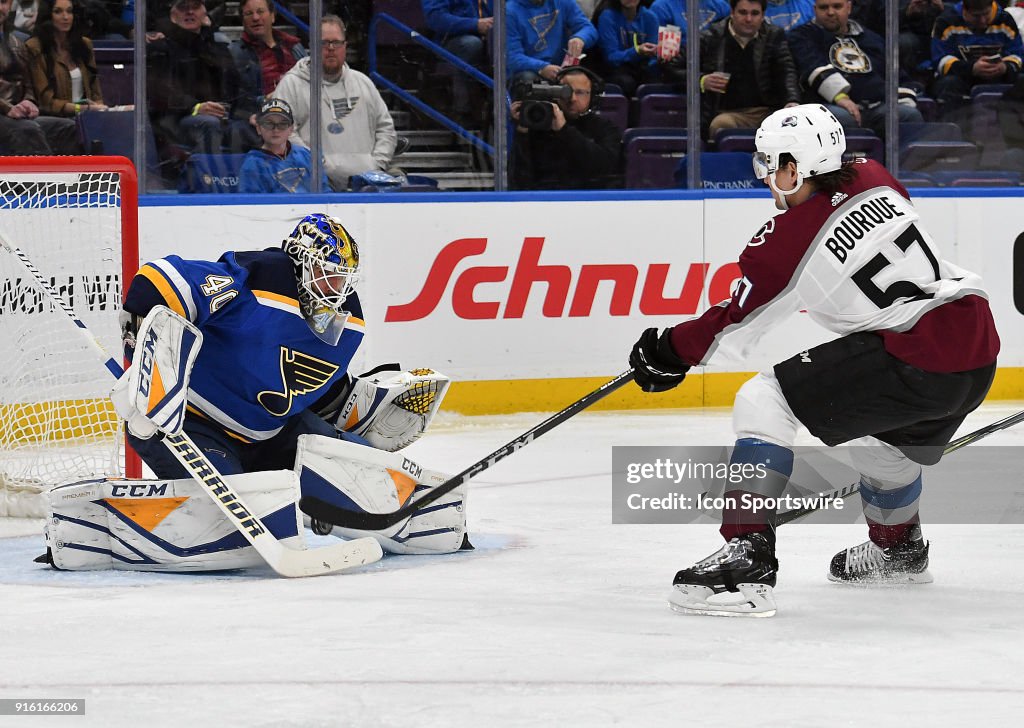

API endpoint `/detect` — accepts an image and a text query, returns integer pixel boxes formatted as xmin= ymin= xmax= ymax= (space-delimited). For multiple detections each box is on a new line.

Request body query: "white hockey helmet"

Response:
xmin=753 ymin=104 xmax=845 ymax=195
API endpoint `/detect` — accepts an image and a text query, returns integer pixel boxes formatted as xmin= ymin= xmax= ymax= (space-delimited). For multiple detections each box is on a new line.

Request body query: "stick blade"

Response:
xmin=270 ymin=536 xmax=383 ymax=578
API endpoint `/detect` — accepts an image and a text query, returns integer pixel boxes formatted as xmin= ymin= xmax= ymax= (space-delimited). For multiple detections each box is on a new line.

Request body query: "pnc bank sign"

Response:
xmin=385 ymin=237 xmax=741 ymax=323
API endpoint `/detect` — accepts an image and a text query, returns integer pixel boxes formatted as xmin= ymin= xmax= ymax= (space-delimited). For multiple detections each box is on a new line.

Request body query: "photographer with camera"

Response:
xmin=510 ymin=67 xmax=622 ymax=190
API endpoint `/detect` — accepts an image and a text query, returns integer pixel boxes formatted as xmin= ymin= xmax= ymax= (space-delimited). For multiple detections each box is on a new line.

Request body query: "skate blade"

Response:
xmin=668 ymin=583 xmax=777 ymax=618
xmin=827 ymin=569 xmax=934 ymax=586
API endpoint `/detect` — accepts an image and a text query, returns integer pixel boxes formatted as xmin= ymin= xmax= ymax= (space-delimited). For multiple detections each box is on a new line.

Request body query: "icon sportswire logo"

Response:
xmin=384 ymin=237 xmax=742 ymax=322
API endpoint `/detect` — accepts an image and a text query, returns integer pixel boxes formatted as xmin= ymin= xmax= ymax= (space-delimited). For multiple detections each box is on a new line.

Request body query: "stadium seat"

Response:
xmin=900 ymin=141 xmax=979 ymax=172
xmin=713 ymin=128 xmax=756 ymax=152
xmin=177 ymin=154 xmax=248 ymax=193
xmin=596 ymin=94 xmax=629 ymax=132
xmin=94 ymin=45 xmax=134 ymax=107
xmin=971 ymin=91 xmax=1009 ymax=167
xmin=930 ymin=170 xmax=1021 ymax=187
xmin=373 ymin=0 xmax=428 ymax=45
xmin=915 ymin=96 xmax=937 ymax=121
xmin=898 ymin=122 xmax=962 ymax=145
xmin=637 ymin=93 xmax=686 ymax=127
xmin=624 ymin=136 xmax=686 ymax=188
xmin=844 ymin=130 xmax=884 ymax=163
xmin=897 ymin=171 xmax=936 ymax=187
xmin=76 ymin=109 xmax=158 ymax=164
xmin=635 ymin=83 xmax=681 ymax=98
xmin=970 ymin=83 xmax=1012 ymax=99
xmin=622 ymin=127 xmax=686 ymax=145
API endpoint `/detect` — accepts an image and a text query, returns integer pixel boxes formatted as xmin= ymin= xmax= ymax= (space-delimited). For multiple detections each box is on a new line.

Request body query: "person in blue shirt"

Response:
xmin=239 ymin=98 xmax=331 ymax=193
xmin=763 ymin=0 xmax=814 ymax=30
xmin=592 ymin=0 xmax=663 ymax=96
xmin=422 ymin=0 xmax=493 ymax=123
xmin=120 ymin=212 xmax=365 ymax=478
xmin=649 ymin=0 xmax=730 ymax=44
xmin=507 ymin=0 xmax=599 ymax=84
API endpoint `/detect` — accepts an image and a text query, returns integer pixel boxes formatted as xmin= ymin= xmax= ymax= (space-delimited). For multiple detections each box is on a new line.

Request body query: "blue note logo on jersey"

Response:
xmin=258 ymin=347 xmax=341 ymax=416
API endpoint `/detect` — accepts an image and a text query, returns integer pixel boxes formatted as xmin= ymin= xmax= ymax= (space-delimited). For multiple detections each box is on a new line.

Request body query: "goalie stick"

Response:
xmin=774 ymin=408 xmax=1024 ymax=526
xmin=0 ymin=234 xmax=383 ymax=578
xmin=301 ymin=369 xmax=638 ymax=531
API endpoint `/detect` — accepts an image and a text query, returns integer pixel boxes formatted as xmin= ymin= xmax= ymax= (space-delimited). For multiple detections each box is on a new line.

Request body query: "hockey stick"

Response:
xmin=300 ymin=369 xmax=638 ymax=531
xmin=774 ymin=408 xmax=1024 ymax=526
xmin=0 ymin=235 xmax=383 ymax=577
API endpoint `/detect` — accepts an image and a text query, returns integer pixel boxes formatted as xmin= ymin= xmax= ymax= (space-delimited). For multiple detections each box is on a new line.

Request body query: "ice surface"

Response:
xmin=2 ymin=404 xmax=1023 ymax=727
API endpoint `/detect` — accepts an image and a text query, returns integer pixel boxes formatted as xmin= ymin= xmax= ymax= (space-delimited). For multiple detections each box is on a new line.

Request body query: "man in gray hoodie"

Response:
xmin=274 ymin=15 xmax=397 ymax=191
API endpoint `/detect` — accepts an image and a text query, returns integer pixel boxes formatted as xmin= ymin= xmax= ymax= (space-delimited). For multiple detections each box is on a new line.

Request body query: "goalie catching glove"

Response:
xmin=326 ymin=365 xmax=450 ymax=451
xmin=630 ymin=327 xmax=690 ymax=393
xmin=110 ymin=305 xmax=202 ymax=439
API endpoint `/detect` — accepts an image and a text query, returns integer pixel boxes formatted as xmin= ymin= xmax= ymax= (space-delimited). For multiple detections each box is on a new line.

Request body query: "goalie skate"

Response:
xmin=668 ymin=532 xmax=779 ymax=617
xmin=828 ymin=525 xmax=933 ymax=585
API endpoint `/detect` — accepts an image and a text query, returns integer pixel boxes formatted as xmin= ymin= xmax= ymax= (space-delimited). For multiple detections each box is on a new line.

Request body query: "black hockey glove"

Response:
xmin=630 ymin=327 xmax=690 ymax=393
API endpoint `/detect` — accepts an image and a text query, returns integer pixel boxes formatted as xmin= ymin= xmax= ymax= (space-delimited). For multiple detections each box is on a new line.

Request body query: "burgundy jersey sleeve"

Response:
xmin=668 ymin=210 xmax=815 ymax=365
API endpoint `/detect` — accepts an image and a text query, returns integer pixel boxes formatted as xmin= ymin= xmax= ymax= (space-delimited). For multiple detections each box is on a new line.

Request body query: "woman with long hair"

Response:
xmin=25 ymin=0 xmax=104 ymax=117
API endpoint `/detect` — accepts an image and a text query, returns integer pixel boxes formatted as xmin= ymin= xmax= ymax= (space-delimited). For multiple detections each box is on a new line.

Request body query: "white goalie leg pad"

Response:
xmin=110 ymin=305 xmax=202 ymax=439
xmin=44 ymin=471 xmax=303 ymax=571
xmin=333 ymin=368 xmax=450 ymax=451
xmin=295 ymin=434 xmax=467 ymax=554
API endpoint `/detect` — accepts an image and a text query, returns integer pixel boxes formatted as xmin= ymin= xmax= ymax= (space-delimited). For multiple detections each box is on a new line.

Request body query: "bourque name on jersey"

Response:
xmin=822 ymin=192 xmax=906 ymax=265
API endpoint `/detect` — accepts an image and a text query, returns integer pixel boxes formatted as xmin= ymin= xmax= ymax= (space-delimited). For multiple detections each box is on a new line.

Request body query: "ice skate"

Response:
xmin=668 ymin=532 xmax=779 ymax=617
xmin=828 ymin=525 xmax=933 ymax=584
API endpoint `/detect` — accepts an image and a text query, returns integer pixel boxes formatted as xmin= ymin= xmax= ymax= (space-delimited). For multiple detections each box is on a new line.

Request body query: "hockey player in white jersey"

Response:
xmin=629 ymin=104 xmax=1000 ymax=616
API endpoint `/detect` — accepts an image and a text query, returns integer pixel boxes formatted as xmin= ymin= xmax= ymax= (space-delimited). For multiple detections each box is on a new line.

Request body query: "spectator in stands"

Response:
xmin=899 ymin=0 xmax=944 ymax=74
xmin=147 ymin=0 xmax=259 ymax=156
xmin=763 ymin=0 xmax=813 ymax=31
xmin=931 ymin=0 xmax=1023 ymax=112
xmin=25 ymin=0 xmax=105 ymax=118
xmin=787 ymin=0 xmax=922 ymax=137
xmin=239 ymin=97 xmax=330 ymax=193
xmin=650 ymin=0 xmax=730 ymax=40
xmin=422 ymin=1 xmax=492 ymax=124
xmin=75 ymin=0 xmax=133 ymax=40
xmin=12 ymin=0 xmax=36 ymax=39
xmin=591 ymin=0 xmax=661 ymax=97
xmin=510 ymin=66 xmax=622 ymax=189
xmin=0 ymin=0 xmax=79 ymax=153
xmin=700 ymin=0 xmax=799 ymax=140
xmin=507 ymin=0 xmax=598 ymax=85
xmin=230 ymin=0 xmax=305 ymax=102
xmin=274 ymin=15 xmax=397 ymax=191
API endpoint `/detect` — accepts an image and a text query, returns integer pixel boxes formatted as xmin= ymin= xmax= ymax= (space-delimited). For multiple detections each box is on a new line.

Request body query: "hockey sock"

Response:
xmin=719 ymin=438 xmax=794 ymax=543
xmin=860 ymin=474 xmax=923 ymax=549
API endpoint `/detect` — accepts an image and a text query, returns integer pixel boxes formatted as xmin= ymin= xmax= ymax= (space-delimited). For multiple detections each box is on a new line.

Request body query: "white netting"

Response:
xmin=0 ymin=169 xmax=133 ymax=517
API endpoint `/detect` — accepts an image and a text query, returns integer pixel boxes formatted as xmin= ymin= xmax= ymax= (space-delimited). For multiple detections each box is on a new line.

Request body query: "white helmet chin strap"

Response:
xmin=767 ymin=168 xmax=806 ymax=211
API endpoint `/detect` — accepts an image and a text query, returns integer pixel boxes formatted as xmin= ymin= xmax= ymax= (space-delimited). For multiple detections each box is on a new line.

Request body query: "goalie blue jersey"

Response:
xmin=123 ymin=248 xmax=364 ymax=442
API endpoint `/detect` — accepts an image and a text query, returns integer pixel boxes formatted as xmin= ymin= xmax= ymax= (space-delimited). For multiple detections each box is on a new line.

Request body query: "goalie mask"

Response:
xmin=284 ymin=213 xmax=360 ymax=342
xmin=753 ymin=104 xmax=845 ymax=207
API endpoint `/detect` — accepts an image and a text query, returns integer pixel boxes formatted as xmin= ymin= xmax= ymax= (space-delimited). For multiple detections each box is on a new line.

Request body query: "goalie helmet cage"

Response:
xmin=0 ymin=156 xmax=142 ymax=518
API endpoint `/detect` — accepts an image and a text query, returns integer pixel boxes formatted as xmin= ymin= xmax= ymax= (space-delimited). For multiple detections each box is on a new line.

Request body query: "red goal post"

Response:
xmin=0 ymin=156 xmax=142 ymax=517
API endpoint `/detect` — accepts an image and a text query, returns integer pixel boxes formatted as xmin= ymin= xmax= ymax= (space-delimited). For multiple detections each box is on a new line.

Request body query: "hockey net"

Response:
xmin=0 ymin=157 xmax=141 ymax=518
